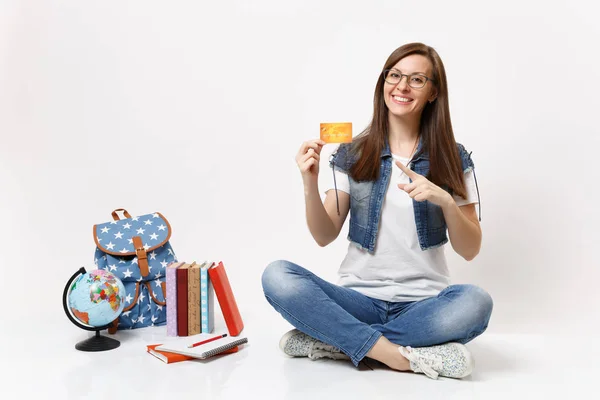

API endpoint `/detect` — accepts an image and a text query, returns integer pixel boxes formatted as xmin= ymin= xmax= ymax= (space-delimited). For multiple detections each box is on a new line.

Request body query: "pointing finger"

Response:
xmin=395 ymin=160 xmax=419 ymax=179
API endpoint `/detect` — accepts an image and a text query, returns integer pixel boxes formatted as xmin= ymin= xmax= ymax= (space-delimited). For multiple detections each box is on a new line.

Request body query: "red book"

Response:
xmin=176 ymin=263 xmax=191 ymax=336
xmin=147 ymin=344 xmax=239 ymax=364
xmin=147 ymin=344 xmax=192 ymax=364
xmin=208 ymin=261 xmax=244 ymax=336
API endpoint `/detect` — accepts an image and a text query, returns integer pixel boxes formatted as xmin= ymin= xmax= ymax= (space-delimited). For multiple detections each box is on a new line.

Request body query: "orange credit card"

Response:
xmin=320 ymin=122 xmax=352 ymax=143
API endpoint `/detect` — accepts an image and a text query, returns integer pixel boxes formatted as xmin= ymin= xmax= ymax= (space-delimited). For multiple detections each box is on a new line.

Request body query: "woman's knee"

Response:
xmin=445 ymin=284 xmax=493 ymax=318
xmin=438 ymin=284 xmax=493 ymax=336
xmin=261 ymin=259 xmax=300 ymax=299
xmin=466 ymin=284 xmax=493 ymax=321
xmin=261 ymin=260 xmax=285 ymax=293
xmin=460 ymin=285 xmax=494 ymax=339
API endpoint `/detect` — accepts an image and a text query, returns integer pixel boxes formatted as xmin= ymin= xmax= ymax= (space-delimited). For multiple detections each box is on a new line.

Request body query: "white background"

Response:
xmin=1 ymin=0 xmax=598 ymax=348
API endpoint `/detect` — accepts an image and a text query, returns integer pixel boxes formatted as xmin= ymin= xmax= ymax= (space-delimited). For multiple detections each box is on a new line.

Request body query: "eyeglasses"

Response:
xmin=383 ymin=69 xmax=435 ymax=89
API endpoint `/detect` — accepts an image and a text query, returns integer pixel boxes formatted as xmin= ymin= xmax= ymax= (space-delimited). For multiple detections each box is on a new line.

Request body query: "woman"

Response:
xmin=261 ymin=42 xmax=493 ymax=380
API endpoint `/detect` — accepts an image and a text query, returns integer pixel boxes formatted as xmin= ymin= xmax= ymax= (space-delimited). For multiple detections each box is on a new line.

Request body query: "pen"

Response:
xmin=187 ymin=333 xmax=228 ymax=348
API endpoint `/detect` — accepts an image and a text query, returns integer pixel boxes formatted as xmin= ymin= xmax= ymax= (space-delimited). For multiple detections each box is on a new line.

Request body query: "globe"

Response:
xmin=63 ymin=267 xmax=125 ymax=351
xmin=68 ymin=269 xmax=126 ymax=327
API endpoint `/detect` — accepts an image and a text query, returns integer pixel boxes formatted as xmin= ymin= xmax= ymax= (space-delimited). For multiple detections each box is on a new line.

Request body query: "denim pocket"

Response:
xmin=350 ymin=179 xmax=372 ymax=202
xmin=427 ymin=201 xmax=445 ymax=229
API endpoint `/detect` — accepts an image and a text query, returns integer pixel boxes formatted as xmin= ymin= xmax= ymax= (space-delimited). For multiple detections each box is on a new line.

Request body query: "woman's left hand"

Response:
xmin=396 ymin=161 xmax=453 ymax=208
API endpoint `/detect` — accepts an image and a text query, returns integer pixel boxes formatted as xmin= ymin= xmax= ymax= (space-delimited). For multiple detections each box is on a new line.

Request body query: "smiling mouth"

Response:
xmin=391 ymin=95 xmax=414 ymax=104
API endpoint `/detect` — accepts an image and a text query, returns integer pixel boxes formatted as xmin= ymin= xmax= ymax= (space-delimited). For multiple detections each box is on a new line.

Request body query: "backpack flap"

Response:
xmin=115 ymin=281 xmax=167 ymax=330
xmin=121 ymin=282 xmax=166 ymax=312
xmin=94 ymin=212 xmax=172 ymax=278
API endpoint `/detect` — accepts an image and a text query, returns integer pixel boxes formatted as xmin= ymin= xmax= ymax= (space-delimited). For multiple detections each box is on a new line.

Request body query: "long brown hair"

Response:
xmin=349 ymin=42 xmax=467 ymax=200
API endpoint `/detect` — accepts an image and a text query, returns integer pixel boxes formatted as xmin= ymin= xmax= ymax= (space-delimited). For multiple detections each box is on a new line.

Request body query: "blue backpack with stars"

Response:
xmin=93 ymin=208 xmax=178 ymax=333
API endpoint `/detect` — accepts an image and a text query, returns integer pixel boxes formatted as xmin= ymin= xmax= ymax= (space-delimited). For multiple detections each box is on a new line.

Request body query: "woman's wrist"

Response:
xmin=441 ymin=193 xmax=456 ymax=212
xmin=302 ymin=176 xmax=318 ymax=194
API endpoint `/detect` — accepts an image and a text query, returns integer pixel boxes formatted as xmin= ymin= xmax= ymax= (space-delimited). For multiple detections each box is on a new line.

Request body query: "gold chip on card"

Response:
xmin=320 ymin=122 xmax=352 ymax=143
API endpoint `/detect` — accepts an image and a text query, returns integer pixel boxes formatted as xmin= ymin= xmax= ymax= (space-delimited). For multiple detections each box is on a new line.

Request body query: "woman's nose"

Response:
xmin=395 ymin=76 xmax=410 ymax=91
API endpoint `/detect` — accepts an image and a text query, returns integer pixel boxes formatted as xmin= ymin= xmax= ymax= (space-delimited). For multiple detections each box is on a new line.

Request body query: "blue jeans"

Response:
xmin=261 ymin=260 xmax=493 ymax=367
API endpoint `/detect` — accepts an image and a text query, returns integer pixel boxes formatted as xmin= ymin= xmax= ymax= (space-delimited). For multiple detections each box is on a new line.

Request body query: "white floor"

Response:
xmin=4 ymin=318 xmax=599 ymax=400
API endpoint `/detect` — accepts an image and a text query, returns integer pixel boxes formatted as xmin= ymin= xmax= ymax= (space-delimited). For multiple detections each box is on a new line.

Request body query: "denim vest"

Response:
xmin=329 ymin=137 xmax=480 ymax=253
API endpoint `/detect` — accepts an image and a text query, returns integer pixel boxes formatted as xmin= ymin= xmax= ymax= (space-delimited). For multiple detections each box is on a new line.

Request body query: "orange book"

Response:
xmin=147 ymin=344 xmax=239 ymax=364
xmin=208 ymin=261 xmax=244 ymax=336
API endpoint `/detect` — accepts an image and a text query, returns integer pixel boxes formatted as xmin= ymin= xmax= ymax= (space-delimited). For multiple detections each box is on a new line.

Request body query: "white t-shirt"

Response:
xmin=323 ymin=148 xmax=479 ymax=302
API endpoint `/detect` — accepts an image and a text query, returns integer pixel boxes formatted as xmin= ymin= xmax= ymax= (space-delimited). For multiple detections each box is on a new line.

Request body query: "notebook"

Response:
xmin=156 ymin=334 xmax=247 ymax=360
xmin=147 ymin=343 xmax=239 ymax=364
xmin=147 ymin=344 xmax=194 ymax=364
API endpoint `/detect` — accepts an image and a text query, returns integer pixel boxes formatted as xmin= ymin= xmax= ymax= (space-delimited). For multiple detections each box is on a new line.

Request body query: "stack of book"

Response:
xmin=165 ymin=260 xmax=244 ymax=337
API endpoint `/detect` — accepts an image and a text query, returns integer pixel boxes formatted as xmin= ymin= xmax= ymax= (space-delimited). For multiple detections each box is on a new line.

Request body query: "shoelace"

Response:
xmin=400 ymin=346 xmax=444 ymax=380
xmin=308 ymin=341 xmax=345 ymax=360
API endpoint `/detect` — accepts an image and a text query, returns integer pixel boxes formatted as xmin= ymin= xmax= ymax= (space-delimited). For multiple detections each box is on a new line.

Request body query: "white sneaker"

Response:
xmin=398 ymin=342 xmax=473 ymax=379
xmin=278 ymin=329 xmax=350 ymax=361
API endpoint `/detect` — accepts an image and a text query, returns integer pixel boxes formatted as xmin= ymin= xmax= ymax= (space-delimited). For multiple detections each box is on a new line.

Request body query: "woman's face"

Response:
xmin=383 ymin=54 xmax=437 ymax=119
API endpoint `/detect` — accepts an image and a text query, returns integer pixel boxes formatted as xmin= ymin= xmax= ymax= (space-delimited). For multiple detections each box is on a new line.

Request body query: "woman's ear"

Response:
xmin=429 ymin=89 xmax=438 ymax=103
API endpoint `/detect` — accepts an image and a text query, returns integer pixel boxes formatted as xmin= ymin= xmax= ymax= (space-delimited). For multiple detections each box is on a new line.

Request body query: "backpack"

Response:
xmin=93 ymin=208 xmax=178 ymax=332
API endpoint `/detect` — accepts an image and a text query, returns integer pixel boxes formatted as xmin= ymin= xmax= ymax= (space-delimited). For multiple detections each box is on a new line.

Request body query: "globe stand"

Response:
xmin=75 ymin=330 xmax=120 ymax=352
xmin=63 ymin=267 xmax=121 ymax=352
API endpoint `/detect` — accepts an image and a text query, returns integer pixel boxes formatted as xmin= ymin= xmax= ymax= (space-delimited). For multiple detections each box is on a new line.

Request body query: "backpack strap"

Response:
xmin=107 ymin=319 xmax=118 ymax=334
xmin=132 ymin=236 xmax=149 ymax=277
xmin=111 ymin=208 xmax=132 ymax=221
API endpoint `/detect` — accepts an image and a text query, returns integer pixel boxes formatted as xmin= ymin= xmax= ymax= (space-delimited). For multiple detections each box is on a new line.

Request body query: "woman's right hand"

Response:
xmin=296 ymin=139 xmax=327 ymax=181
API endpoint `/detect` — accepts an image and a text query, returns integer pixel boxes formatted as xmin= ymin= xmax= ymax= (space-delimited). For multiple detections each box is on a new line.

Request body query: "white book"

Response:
xmin=155 ymin=333 xmax=247 ymax=359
